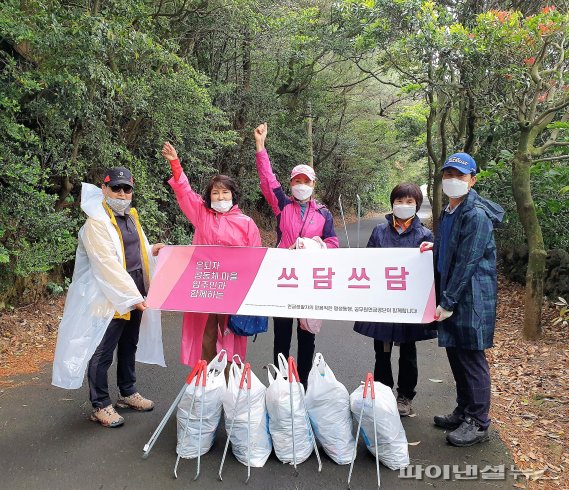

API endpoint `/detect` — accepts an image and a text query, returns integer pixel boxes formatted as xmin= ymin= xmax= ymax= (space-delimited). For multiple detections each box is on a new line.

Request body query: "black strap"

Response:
xmin=297 ymin=200 xmax=312 ymax=238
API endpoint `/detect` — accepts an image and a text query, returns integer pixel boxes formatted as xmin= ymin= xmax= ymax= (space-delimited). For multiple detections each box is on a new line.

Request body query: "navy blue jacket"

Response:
xmin=354 ymin=214 xmax=438 ymax=343
xmin=434 ymin=190 xmax=504 ymax=350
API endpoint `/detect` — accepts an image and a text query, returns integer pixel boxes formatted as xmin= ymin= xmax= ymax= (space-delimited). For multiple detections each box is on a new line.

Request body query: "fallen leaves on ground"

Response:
xmin=0 ymin=297 xmax=64 ymax=386
xmin=489 ymin=274 xmax=568 ymax=489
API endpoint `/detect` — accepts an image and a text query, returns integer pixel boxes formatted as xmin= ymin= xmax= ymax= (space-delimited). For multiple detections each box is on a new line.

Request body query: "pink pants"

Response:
xmin=180 ymin=312 xmax=247 ymax=367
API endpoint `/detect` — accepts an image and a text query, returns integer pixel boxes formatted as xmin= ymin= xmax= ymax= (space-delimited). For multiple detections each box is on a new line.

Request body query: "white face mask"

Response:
xmin=105 ymin=196 xmax=131 ymax=215
xmin=442 ymin=178 xmax=470 ymax=198
xmin=211 ymin=200 xmax=233 ymax=213
xmin=291 ymin=184 xmax=313 ymax=201
xmin=392 ymin=204 xmax=416 ymax=220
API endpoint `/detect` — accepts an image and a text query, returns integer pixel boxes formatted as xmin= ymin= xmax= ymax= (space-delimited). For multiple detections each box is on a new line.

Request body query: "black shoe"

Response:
xmin=446 ymin=417 xmax=490 ymax=447
xmin=433 ymin=412 xmax=464 ymax=430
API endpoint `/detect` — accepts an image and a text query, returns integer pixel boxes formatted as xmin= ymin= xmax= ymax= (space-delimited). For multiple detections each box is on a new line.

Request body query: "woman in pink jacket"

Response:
xmin=162 ymin=142 xmax=262 ymax=367
xmin=253 ymin=123 xmax=339 ymax=386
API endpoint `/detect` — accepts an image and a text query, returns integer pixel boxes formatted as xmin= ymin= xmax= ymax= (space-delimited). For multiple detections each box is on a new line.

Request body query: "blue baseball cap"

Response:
xmin=442 ymin=153 xmax=477 ymax=174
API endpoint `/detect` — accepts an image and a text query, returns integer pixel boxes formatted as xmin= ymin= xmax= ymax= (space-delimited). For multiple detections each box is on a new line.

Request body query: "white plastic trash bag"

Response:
xmin=265 ymin=354 xmax=313 ymax=464
xmin=176 ymin=352 xmax=227 ymax=459
xmin=350 ymin=381 xmax=410 ymax=470
xmin=305 ymin=354 xmax=355 ymax=464
xmin=223 ymin=358 xmax=272 ymax=467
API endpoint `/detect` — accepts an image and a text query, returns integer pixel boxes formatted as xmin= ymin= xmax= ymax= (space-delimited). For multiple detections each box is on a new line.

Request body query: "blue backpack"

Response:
xmin=228 ymin=315 xmax=268 ymax=340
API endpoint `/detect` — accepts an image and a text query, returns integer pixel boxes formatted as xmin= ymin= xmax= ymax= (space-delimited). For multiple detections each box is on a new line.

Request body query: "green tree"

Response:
xmin=469 ymin=7 xmax=569 ymax=338
xmin=0 ymin=0 xmax=231 ymax=295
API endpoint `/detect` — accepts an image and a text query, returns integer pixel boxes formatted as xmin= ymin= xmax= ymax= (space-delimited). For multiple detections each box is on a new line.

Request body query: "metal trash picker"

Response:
xmin=142 ymin=360 xmax=207 ymax=459
xmin=356 ymin=194 xmax=361 ymax=248
xmin=218 ymin=362 xmax=253 ymax=483
xmin=338 ymin=195 xmax=351 ymax=248
xmin=173 ymin=360 xmax=208 ymax=480
xmin=287 ymin=356 xmax=322 ymax=475
xmin=347 ymin=372 xmax=380 ymax=489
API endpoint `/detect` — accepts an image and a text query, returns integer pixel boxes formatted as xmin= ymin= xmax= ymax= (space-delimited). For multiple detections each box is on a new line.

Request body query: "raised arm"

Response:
xmin=253 ymin=123 xmax=290 ymax=216
xmin=162 ymin=141 xmax=207 ymax=227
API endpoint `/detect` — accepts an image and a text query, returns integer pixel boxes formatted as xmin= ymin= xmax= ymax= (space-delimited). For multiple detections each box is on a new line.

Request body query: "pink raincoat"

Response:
xmin=169 ymin=171 xmax=262 ymax=367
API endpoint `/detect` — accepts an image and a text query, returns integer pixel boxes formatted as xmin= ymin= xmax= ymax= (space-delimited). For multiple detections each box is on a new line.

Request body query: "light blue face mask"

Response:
xmin=105 ymin=196 xmax=131 ymax=215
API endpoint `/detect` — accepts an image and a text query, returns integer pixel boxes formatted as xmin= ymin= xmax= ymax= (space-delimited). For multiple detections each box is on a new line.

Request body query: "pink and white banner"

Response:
xmin=146 ymin=246 xmax=436 ymax=323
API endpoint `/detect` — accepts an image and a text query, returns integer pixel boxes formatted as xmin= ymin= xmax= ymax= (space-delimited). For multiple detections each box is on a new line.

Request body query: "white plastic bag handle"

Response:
xmin=266 ymin=364 xmax=281 ymax=386
xmin=277 ymin=353 xmax=288 ymax=378
xmin=229 ymin=360 xmax=243 ymax=384
xmin=208 ymin=349 xmax=228 ymax=376
xmin=312 ymin=352 xmax=336 ymax=380
xmin=313 ymin=352 xmax=325 ymax=368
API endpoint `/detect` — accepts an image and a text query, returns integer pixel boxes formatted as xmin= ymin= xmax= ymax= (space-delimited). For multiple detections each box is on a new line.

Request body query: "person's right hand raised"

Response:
xmin=254 ymin=123 xmax=268 ymax=151
xmin=162 ymin=141 xmax=178 ymax=161
xmin=162 ymin=142 xmax=183 ymax=180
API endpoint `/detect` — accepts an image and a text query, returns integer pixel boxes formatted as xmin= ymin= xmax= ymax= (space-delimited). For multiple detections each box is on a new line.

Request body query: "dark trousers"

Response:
xmin=374 ymin=341 xmax=418 ymax=400
xmin=446 ymin=346 xmax=491 ymax=429
xmin=273 ymin=317 xmax=315 ymax=387
xmin=88 ymin=269 xmax=145 ymax=409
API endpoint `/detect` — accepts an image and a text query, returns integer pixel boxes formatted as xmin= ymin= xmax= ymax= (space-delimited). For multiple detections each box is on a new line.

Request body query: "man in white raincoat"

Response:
xmin=52 ymin=167 xmax=166 ymax=428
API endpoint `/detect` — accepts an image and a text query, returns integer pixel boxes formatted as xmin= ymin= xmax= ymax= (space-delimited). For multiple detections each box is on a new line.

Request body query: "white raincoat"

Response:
xmin=52 ymin=183 xmax=165 ymax=390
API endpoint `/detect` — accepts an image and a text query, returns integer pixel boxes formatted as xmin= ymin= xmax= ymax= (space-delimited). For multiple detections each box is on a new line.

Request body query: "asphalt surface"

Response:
xmin=0 ymin=203 xmax=515 ymax=490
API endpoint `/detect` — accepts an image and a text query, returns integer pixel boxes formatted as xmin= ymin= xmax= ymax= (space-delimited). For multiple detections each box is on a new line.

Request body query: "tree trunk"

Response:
xmin=431 ymin=171 xmax=443 ymax=233
xmin=511 ymin=128 xmax=546 ymax=339
xmin=55 ymin=123 xmax=81 ymax=211
xmin=306 ymin=101 xmax=314 ymax=168
xmin=426 ymin=100 xmax=444 ymax=233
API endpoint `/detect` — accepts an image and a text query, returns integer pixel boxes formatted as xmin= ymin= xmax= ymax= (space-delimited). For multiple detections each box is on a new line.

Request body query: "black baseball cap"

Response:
xmin=103 ymin=167 xmax=134 ymax=187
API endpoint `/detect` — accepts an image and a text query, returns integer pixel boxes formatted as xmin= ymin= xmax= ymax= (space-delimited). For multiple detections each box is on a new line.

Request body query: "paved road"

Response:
xmin=0 ymin=206 xmax=513 ymax=490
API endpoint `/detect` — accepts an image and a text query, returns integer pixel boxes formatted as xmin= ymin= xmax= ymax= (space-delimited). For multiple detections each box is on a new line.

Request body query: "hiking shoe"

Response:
xmin=116 ymin=392 xmax=154 ymax=412
xmin=446 ymin=417 xmax=490 ymax=447
xmin=89 ymin=405 xmax=124 ymax=428
xmin=396 ymin=395 xmax=413 ymax=417
xmin=434 ymin=412 xmax=464 ymax=430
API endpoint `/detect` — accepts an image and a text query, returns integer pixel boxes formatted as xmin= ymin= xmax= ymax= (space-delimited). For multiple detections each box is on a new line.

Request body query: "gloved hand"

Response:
xmin=435 ymin=305 xmax=453 ymax=322
xmin=420 ymin=241 xmax=434 ymax=253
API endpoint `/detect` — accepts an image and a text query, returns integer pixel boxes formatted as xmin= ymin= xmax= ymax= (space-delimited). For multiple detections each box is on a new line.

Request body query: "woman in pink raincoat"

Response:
xmin=162 ymin=142 xmax=262 ymax=367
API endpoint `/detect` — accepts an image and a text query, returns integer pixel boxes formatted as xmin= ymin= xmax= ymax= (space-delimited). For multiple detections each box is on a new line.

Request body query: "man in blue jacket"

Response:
xmin=432 ymin=152 xmax=504 ymax=447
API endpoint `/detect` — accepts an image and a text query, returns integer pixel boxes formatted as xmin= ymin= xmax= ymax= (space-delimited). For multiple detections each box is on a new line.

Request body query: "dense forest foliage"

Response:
xmin=1 ymin=0 xmax=568 ymax=335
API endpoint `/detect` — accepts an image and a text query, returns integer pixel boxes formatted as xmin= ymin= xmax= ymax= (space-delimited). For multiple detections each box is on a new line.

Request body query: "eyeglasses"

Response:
xmin=109 ymin=184 xmax=133 ymax=194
